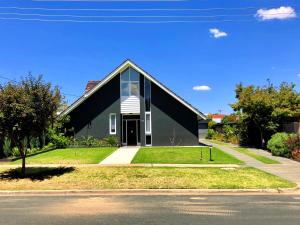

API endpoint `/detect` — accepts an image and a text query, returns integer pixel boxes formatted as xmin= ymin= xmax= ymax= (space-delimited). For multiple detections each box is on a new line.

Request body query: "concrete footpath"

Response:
xmin=99 ymin=146 xmax=140 ymax=165
xmin=202 ymin=139 xmax=300 ymax=187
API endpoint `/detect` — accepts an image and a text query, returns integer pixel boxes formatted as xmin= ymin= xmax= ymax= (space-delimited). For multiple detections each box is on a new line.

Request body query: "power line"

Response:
xmin=0 ymin=12 xmax=296 ymax=18
xmin=0 ymin=6 xmax=260 ymax=11
xmin=0 ymin=17 xmax=257 ymax=23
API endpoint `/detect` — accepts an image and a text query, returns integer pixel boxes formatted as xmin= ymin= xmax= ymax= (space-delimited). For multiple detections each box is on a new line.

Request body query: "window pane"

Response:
xmin=121 ymin=83 xmax=129 ymax=96
xmin=146 ymin=135 xmax=151 ymax=145
xmin=145 ymin=113 xmax=151 ymax=133
xmin=129 ymin=68 xmax=139 ymax=81
xmin=145 ymin=79 xmax=151 ymax=112
xmin=131 ymin=82 xmax=139 ymax=96
xmin=121 ymin=68 xmax=130 ymax=81
xmin=110 ymin=114 xmax=116 ymax=133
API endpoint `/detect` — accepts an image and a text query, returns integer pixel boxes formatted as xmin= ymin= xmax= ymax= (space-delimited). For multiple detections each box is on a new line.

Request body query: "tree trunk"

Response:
xmin=259 ymin=130 xmax=265 ymax=149
xmin=21 ymin=156 xmax=26 ymax=176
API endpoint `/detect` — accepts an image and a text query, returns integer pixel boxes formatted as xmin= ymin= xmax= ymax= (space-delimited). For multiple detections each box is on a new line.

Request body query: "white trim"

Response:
xmin=145 ymin=112 xmax=152 ymax=135
xmin=109 ymin=113 xmax=116 ymax=135
xmin=60 ymin=60 xmax=206 ymax=120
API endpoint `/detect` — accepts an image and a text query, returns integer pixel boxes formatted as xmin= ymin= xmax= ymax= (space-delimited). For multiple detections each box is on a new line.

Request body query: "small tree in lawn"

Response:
xmin=0 ymin=74 xmax=61 ymax=175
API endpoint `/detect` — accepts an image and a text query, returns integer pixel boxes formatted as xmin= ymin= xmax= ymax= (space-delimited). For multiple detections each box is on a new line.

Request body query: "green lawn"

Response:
xmin=234 ymin=147 xmax=280 ymax=164
xmin=0 ymin=167 xmax=294 ymax=190
xmin=11 ymin=148 xmax=117 ymax=164
xmin=132 ymin=147 xmax=243 ymax=164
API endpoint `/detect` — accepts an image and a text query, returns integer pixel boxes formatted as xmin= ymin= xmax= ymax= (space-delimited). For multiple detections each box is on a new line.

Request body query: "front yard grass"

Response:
xmin=0 ymin=167 xmax=294 ymax=190
xmin=234 ymin=147 xmax=280 ymax=164
xmin=11 ymin=148 xmax=117 ymax=164
xmin=132 ymin=147 xmax=243 ymax=164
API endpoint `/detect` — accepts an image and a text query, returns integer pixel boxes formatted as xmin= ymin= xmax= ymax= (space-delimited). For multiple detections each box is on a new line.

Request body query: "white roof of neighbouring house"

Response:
xmin=60 ymin=60 xmax=207 ymax=120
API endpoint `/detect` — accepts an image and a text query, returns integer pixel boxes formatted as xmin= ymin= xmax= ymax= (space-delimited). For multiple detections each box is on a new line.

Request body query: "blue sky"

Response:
xmin=0 ymin=0 xmax=299 ymax=114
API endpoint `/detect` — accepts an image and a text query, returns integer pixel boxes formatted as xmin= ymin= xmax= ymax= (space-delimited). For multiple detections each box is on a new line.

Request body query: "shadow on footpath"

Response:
xmin=0 ymin=167 xmax=75 ymax=181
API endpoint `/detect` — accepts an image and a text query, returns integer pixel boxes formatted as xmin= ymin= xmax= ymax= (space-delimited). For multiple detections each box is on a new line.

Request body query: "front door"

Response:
xmin=127 ymin=120 xmax=137 ymax=146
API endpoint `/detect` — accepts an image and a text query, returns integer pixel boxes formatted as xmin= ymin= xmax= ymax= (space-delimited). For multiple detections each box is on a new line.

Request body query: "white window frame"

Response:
xmin=145 ymin=112 xmax=152 ymax=135
xmin=120 ymin=67 xmax=140 ymax=98
xmin=109 ymin=113 xmax=117 ymax=135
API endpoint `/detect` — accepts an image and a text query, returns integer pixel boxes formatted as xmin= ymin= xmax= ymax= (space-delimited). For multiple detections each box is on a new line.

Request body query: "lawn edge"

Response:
xmin=0 ymin=187 xmax=299 ymax=196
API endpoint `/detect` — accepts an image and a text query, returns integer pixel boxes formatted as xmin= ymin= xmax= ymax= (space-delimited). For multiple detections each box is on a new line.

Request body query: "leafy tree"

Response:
xmin=231 ymin=81 xmax=300 ymax=148
xmin=0 ymin=74 xmax=61 ymax=175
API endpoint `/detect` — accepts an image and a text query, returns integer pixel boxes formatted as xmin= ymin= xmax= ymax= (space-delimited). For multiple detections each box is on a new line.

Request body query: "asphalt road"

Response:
xmin=1 ymin=193 xmax=300 ymax=225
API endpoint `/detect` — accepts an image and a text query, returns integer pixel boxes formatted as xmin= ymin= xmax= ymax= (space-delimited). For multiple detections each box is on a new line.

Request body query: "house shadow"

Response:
xmin=0 ymin=167 xmax=75 ymax=181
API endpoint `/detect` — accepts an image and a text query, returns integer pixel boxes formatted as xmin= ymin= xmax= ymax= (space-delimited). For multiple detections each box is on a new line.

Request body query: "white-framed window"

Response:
xmin=120 ymin=67 xmax=140 ymax=97
xmin=145 ymin=112 xmax=151 ymax=134
xmin=109 ymin=113 xmax=116 ymax=134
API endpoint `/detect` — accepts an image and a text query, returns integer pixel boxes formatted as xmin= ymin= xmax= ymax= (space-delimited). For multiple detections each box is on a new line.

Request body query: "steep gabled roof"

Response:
xmin=60 ymin=60 xmax=206 ymax=120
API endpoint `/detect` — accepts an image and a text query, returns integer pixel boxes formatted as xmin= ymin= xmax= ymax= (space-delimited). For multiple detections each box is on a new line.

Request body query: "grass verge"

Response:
xmin=234 ymin=147 xmax=280 ymax=164
xmin=132 ymin=147 xmax=243 ymax=164
xmin=11 ymin=148 xmax=117 ymax=164
xmin=0 ymin=167 xmax=294 ymax=190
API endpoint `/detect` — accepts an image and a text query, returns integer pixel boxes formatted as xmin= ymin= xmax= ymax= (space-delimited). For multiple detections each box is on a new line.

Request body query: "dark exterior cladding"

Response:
xmin=66 ymin=74 xmax=121 ymax=141
xmin=151 ymin=82 xmax=199 ymax=146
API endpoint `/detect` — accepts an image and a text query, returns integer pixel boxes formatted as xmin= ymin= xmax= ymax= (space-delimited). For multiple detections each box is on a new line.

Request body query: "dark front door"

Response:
xmin=127 ymin=120 xmax=137 ymax=146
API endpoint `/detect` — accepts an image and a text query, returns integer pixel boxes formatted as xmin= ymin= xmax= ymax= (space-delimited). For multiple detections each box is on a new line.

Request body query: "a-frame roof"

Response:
xmin=60 ymin=60 xmax=206 ymax=120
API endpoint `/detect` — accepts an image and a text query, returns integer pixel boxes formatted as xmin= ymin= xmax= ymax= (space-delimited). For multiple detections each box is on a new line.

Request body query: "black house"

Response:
xmin=61 ymin=60 xmax=206 ymax=146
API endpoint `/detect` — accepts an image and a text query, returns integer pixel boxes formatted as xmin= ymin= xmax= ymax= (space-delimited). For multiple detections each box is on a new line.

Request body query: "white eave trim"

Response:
xmin=60 ymin=60 xmax=206 ymax=120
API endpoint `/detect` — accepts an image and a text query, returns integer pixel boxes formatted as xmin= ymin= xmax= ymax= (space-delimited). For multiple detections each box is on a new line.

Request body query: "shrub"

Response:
xmin=29 ymin=137 xmax=40 ymax=150
xmin=3 ymin=137 xmax=11 ymax=157
xmin=42 ymin=142 xmax=55 ymax=151
xmin=285 ymin=135 xmax=300 ymax=160
xmin=267 ymin=132 xmax=290 ymax=157
xmin=50 ymin=133 xmax=69 ymax=149
xmin=206 ymin=129 xmax=215 ymax=139
xmin=229 ymin=135 xmax=240 ymax=145
xmin=213 ymin=132 xmax=225 ymax=142
xmin=11 ymin=147 xmax=20 ymax=157
xmin=103 ymin=135 xmax=119 ymax=147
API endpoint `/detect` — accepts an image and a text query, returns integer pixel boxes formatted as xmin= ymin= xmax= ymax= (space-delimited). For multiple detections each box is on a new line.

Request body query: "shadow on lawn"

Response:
xmin=0 ymin=167 xmax=75 ymax=181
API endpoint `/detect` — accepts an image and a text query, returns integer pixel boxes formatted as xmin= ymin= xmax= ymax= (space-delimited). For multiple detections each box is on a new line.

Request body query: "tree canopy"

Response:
xmin=0 ymin=74 xmax=61 ymax=174
xmin=231 ymin=81 xmax=300 ymax=147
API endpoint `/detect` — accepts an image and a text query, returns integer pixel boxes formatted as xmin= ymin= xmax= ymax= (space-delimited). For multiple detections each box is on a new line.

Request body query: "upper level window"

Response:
xmin=144 ymin=78 xmax=151 ymax=112
xmin=121 ymin=67 xmax=139 ymax=97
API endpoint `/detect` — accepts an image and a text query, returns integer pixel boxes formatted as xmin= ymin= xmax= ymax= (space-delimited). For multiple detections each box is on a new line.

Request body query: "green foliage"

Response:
xmin=11 ymin=147 xmax=20 ymax=157
xmin=42 ymin=142 xmax=55 ymax=151
xmin=49 ymin=133 xmax=69 ymax=149
xmin=222 ymin=114 xmax=238 ymax=124
xmin=205 ymin=129 xmax=215 ymax=139
xmin=267 ymin=132 xmax=290 ymax=157
xmin=29 ymin=137 xmax=40 ymax=150
xmin=103 ymin=135 xmax=119 ymax=147
xmin=68 ymin=135 xmax=119 ymax=147
xmin=3 ymin=137 xmax=11 ymax=157
xmin=213 ymin=133 xmax=225 ymax=142
xmin=208 ymin=120 xmax=217 ymax=129
xmin=0 ymin=74 xmax=62 ymax=174
xmin=231 ymin=81 xmax=300 ymax=147
xmin=285 ymin=135 xmax=300 ymax=151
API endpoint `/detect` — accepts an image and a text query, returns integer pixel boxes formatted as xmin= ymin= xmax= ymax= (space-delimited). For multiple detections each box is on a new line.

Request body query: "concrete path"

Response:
xmin=99 ymin=146 xmax=140 ymax=165
xmin=202 ymin=139 xmax=300 ymax=187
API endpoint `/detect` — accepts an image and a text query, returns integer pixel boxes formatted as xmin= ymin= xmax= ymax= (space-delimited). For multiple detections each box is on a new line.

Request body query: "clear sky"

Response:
xmin=0 ymin=0 xmax=299 ymax=114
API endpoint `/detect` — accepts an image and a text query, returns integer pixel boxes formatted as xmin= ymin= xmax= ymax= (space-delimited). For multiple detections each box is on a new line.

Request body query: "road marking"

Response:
xmin=189 ymin=197 xmax=207 ymax=200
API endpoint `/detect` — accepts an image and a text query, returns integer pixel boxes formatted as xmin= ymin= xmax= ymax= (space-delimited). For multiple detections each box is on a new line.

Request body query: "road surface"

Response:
xmin=1 ymin=193 xmax=300 ymax=225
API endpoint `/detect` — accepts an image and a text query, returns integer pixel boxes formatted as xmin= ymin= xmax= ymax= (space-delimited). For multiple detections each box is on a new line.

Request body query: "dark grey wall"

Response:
xmin=66 ymin=74 xmax=121 ymax=142
xmin=151 ymin=82 xmax=199 ymax=146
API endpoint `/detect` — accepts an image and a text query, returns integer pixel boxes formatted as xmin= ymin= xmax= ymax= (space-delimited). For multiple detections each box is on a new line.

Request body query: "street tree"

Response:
xmin=0 ymin=74 xmax=61 ymax=175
